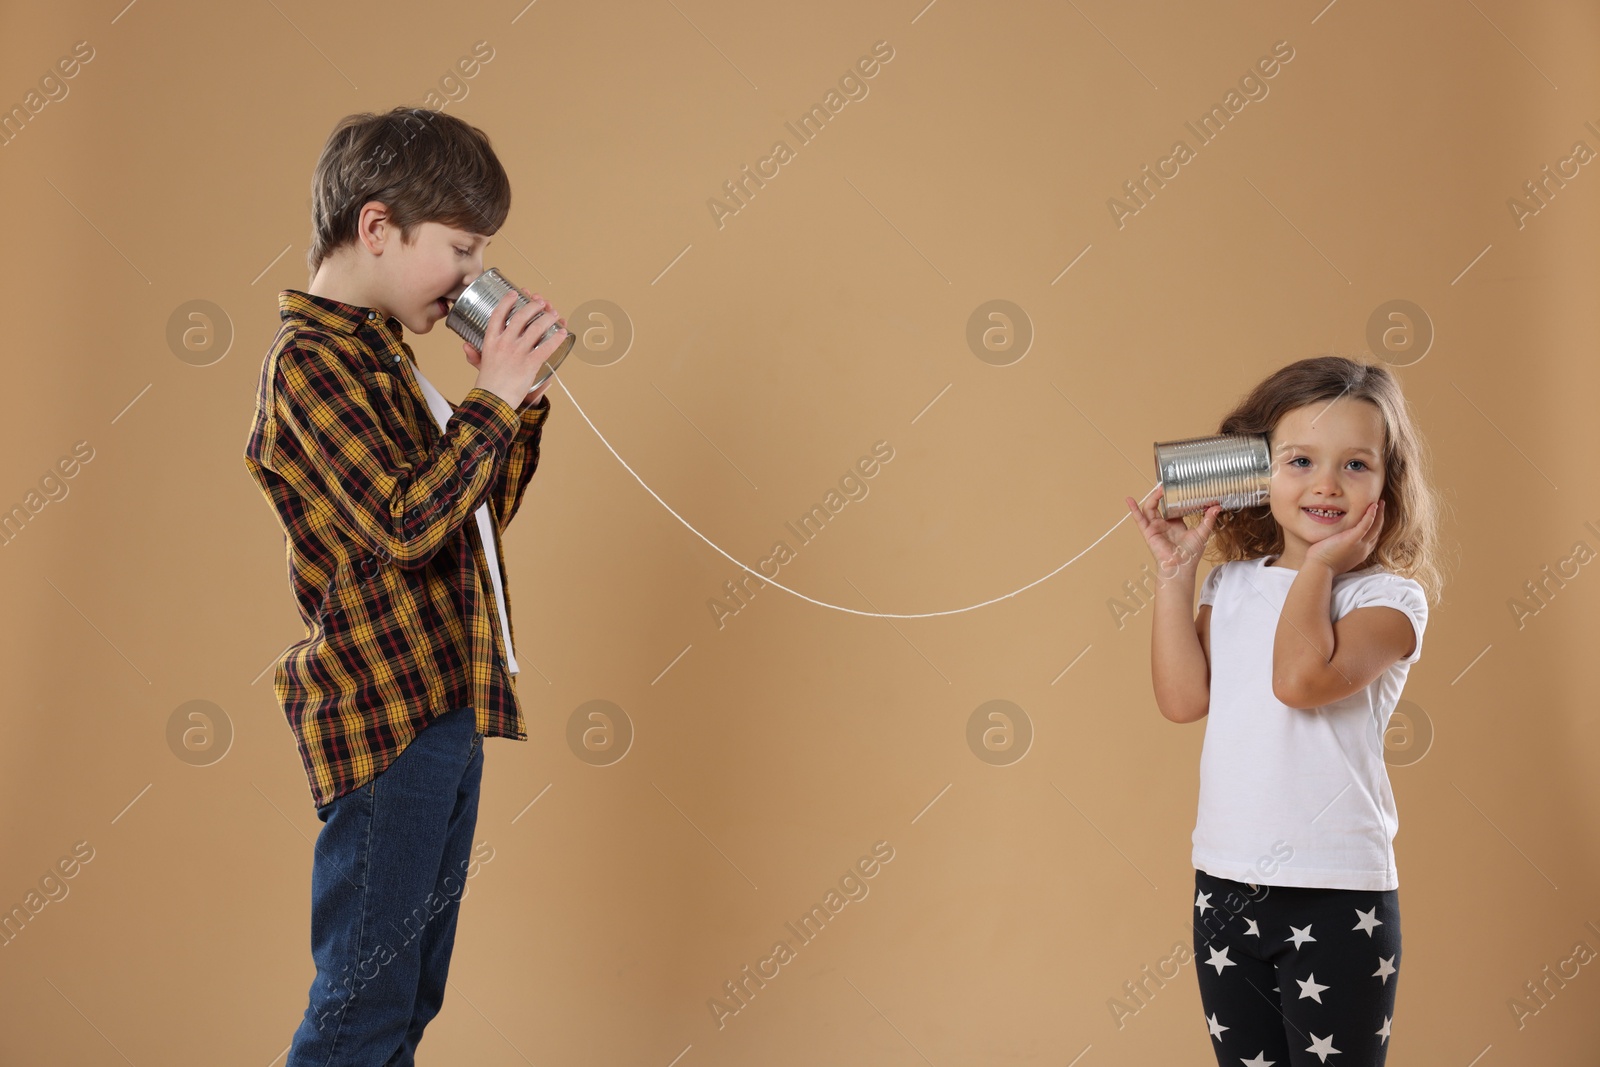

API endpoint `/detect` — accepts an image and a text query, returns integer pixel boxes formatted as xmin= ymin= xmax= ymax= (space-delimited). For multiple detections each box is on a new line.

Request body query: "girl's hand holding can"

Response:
xmin=1126 ymin=484 xmax=1221 ymax=581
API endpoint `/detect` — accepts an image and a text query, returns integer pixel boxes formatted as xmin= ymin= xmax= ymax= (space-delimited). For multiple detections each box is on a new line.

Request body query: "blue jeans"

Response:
xmin=288 ymin=706 xmax=484 ymax=1067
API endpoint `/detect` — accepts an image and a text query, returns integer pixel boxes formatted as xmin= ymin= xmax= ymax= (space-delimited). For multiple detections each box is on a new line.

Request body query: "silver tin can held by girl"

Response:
xmin=445 ymin=267 xmax=576 ymax=392
xmin=1152 ymin=433 xmax=1272 ymax=519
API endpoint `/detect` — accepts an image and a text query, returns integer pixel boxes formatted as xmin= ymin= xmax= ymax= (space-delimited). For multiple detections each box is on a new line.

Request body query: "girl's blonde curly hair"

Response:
xmin=1202 ymin=355 xmax=1448 ymax=605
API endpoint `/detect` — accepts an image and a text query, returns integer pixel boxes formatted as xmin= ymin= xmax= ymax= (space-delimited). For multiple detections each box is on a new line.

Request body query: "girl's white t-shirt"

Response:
xmin=407 ymin=359 xmax=519 ymax=677
xmin=1193 ymin=555 xmax=1428 ymax=891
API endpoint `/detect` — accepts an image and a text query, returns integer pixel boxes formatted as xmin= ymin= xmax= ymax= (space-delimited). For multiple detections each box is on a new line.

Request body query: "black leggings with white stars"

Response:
xmin=1192 ymin=868 xmax=1401 ymax=1066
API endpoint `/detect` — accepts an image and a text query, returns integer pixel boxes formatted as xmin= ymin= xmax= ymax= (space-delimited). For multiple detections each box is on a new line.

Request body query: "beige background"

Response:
xmin=2 ymin=0 xmax=1598 ymax=1063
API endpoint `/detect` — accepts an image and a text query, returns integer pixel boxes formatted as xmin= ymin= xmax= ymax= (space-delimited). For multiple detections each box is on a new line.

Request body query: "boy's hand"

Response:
xmin=1126 ymin=484 xmax=1221 ymax=582
xmin=465 ymin=287 xmax=568 ymax=409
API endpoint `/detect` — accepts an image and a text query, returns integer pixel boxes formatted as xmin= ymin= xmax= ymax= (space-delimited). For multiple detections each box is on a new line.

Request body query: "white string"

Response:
xmin=550 ymin=371 xmax=1159 ymax=620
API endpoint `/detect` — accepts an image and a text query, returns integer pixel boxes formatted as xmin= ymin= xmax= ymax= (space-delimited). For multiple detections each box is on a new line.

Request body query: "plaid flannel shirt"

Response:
xmin=243 ymin=289 xmax=550 ymax=808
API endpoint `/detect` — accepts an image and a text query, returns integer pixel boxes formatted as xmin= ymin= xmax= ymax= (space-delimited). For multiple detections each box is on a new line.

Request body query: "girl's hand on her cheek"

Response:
xmin=1306 ymin=499 xmax=1384 ymax=576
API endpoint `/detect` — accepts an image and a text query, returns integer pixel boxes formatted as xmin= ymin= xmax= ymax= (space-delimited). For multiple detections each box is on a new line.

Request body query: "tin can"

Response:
xmin=445 ymin=267 xmax=576 ymax=391
xmin=1152 ymin=433 xmax=1272 ymax=519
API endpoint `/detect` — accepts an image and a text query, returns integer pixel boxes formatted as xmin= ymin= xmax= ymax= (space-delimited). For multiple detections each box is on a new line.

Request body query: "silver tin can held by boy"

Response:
xmin=1152 ymin=434 xmax=1271 ymax=519
xmin=445 ymin=268 xmax=576 ymax=392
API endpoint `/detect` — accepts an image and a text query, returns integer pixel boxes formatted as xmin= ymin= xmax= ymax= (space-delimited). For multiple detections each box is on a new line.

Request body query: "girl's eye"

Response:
xmin=1288 ymin=456 xmax=1370 ymax=470
xmin=455 ymin=247 xmax=470 ymax=256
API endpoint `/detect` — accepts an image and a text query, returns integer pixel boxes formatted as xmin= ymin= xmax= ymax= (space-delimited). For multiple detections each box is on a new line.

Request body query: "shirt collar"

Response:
xmin=278 ymin=288 xmax=406 ymax=341
xmin=278 ymin=289 xmax=413 ymax=371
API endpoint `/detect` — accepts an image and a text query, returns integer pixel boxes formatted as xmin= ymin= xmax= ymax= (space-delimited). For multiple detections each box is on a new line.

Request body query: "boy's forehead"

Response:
xmin=436 ymin=221 xmax=492 ymax=242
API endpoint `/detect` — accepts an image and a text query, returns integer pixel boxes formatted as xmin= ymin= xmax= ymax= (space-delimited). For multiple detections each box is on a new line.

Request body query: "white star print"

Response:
xmin=1207 ymin=1012 xmax=1228 ymax=1039
xmin=1286 ymin=924 xmax=1317 ymax=949
xmin=1353 ymin=906 xmax=1383 ymax=936
xmin=1196 ymin=890 xmax=1213 ymax=913
xmin=1374 ymin=955 xmax=1397 ymax=984
xmin=1244 ymin=917 xmax=1261 ymax=937
xmin=1306 ymin=1033 xmax=1341 ymax=1062
xmin=1206 ymin=945 xmax=1237 ymax=975
xmin=1296 ymin=972 xmax=1330 ymax=1003
xmin=1240 ymin=1054 xmax=1276 ymax=1067
xmin=1376 ymin=1015 xmax=1392 ymax=1042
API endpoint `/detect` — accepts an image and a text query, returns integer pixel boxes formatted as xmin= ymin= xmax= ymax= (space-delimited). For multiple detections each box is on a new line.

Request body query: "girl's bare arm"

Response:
xmin=1151 ymin=573 xmax=1211 ymax=723
xmin=1126 ymin=486 xmax=1220 ymax=725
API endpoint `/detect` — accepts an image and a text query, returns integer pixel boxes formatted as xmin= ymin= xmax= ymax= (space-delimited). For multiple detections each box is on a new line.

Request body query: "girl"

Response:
xmin=1126 ymin=356 xmax=1444 ymax=1066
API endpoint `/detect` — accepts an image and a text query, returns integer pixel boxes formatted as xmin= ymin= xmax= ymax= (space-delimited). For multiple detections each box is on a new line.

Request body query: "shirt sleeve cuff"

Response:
xmin=517 ymin=391 xmax=551 ymax=429
xmin=455 ymin=387 xmax=522 ymax=456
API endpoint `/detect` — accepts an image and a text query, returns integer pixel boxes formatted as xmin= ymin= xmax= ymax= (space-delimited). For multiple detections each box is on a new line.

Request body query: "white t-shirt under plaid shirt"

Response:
xmin=409 ymin=358 xmax=519 ymax=676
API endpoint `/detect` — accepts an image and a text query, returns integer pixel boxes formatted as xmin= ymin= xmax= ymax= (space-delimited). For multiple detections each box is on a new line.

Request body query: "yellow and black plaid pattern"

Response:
xmin=243 ymin=289 xmax=551 ymax=808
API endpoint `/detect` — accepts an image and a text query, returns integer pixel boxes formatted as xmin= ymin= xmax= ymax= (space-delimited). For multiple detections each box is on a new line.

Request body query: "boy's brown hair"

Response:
xmin=306 ymin=106 xmax=510 ymax=280
xmin=1203 ymin=354 xmax=1449 ymax=605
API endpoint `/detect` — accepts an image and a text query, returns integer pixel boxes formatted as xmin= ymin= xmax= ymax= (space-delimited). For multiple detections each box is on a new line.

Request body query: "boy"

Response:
xmin=242 ymin=107 xmax=568 ymax=1064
